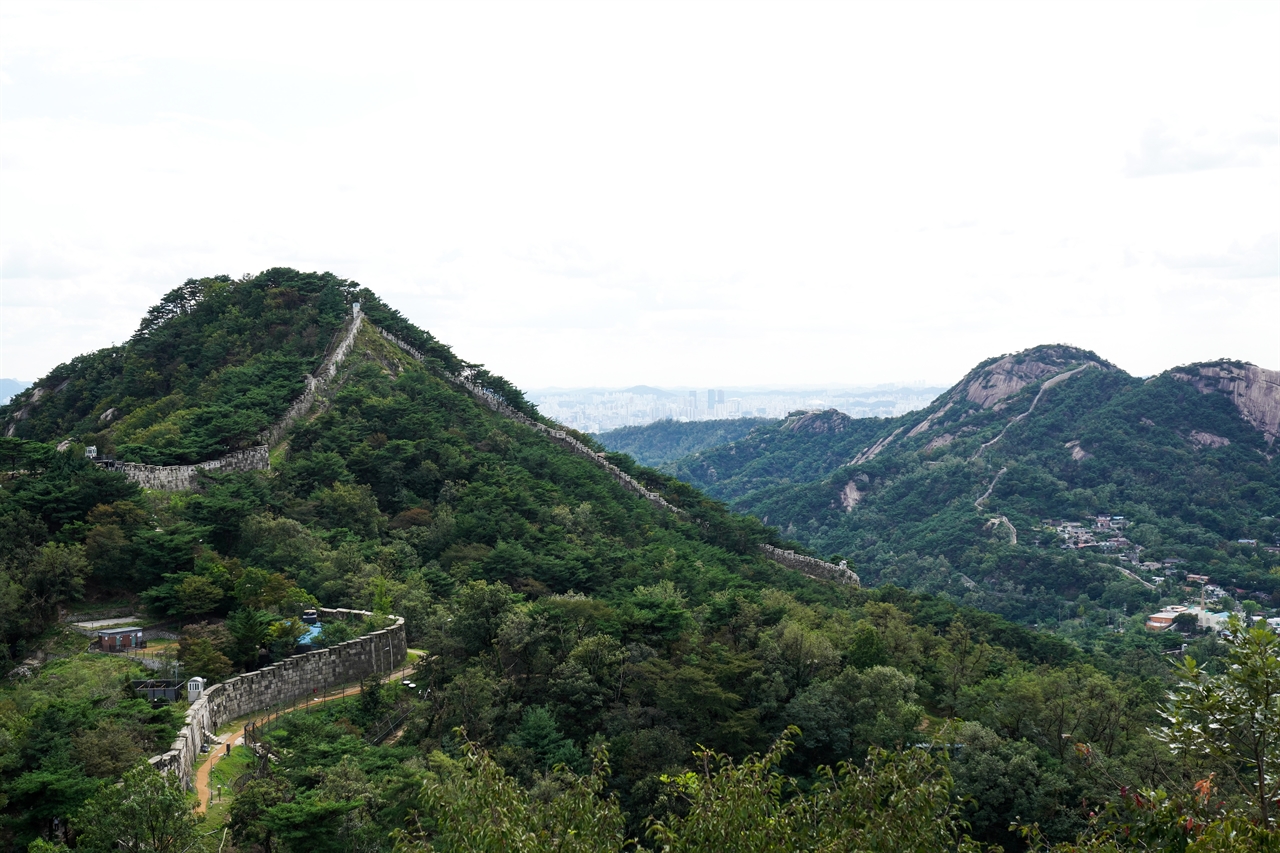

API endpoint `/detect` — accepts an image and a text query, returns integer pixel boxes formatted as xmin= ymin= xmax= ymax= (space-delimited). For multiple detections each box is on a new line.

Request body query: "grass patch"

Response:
xmin=197 ymin=744 xmax=259 ymax=850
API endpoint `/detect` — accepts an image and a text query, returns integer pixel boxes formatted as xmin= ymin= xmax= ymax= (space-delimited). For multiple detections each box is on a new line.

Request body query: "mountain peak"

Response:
xmin=782 ymin=408 xmax=857 ymax=434
xmin=955 ymin=344 xmax=1118 ymax=409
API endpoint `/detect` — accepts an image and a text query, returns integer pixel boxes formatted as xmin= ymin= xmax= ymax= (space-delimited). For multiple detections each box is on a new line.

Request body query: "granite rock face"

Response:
xmin=959 ymin=346 xmax=1113 ymax=409
xmin=1172 ymin=362 xmax=1280 ymax=445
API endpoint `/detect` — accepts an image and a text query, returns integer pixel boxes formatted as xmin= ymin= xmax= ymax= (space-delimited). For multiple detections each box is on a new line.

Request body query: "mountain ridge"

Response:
xmin=611 ymin=343 xmax=1279 ymax=623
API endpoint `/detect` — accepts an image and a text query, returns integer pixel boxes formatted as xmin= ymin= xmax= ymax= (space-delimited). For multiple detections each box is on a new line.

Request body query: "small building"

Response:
xmin=188 ymin=677 xmax=206 ymax=702
xmin=98 ymin=626 xmax=144 ymax=651
xmin=1146 ymin=605 xmax=1230 ymax=633
xmin=1146 ymin=606 xmax=1187 ymax=631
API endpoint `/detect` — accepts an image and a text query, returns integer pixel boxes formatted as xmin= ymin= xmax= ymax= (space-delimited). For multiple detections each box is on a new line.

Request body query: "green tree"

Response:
xmin=505 ymin=705 xmax=582 ymax=773
xmin=230 ymin=776 xmax=291 ymax=853
xmin=393 ymin=739 xmax=629 ymax=852
xmin=178 ymin=636 xmax=233 ymax=679
xmin=225 ymin=608 xmax=275 ymax=667
xmin=73 ymin=763 xmax=202 ymax=853
xmin=647 ymin=729 xmax=983 ymax=853
xmin=174 ymin=573 xmax=224 ymax=617
xmin=1158 ymin=619 xmax=1280 ymax=828
xmin=25 ymin=543 xmax=91 ymax=624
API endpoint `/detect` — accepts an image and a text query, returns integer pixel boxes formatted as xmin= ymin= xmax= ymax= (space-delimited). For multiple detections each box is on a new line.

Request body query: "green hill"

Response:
xmin=3 ymin=283 xmax=1275 ymax=850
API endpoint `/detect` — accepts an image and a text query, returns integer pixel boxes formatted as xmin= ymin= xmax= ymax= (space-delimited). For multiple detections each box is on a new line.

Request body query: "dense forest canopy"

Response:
xmin=2 ymin=274 xmax=1277 ymax=851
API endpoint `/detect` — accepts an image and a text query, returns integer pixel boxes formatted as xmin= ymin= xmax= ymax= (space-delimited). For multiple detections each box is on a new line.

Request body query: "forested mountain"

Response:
xmin=2 ymin=279 xmax=1277 ymax=851
xmin=592 ymin=417 xmax=775 ymax=467
xmin=660 ymin=345 xmax=1280 ymax=625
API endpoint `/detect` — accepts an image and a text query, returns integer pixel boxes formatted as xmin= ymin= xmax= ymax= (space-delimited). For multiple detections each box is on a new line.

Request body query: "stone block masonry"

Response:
xmin=108 ymin=446 xmax=270 ymax=491
xmin=148 ymin=607 xmax=406 ymax=790
xmin=758 ymin=545 xmax=860 ymax=586
xmin=259 ymin=304 xmax=365 ymax=448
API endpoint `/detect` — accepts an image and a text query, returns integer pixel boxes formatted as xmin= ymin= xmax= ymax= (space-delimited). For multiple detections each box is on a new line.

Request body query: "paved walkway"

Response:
xmin=193 ymin=656 xmax=420 ymax=812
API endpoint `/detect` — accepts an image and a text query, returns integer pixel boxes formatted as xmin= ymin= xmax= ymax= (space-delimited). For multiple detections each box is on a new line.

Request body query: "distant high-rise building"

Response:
xmin=707 ymin=389 xmax=716 ymax=408
xmin=716 ymin=390 xmax=725 ymax=404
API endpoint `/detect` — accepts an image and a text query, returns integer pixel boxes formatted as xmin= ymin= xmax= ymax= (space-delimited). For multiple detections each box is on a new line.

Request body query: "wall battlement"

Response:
xmin=148 ymin=607 xmax=406 ymax=790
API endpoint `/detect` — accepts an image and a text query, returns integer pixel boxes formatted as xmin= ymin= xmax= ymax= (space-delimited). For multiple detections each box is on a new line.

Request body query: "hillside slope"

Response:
xmin=668 ymin=345 xmax=1280 ymax=622
xmin=4 ymin=279 xmax=1268 ymax=850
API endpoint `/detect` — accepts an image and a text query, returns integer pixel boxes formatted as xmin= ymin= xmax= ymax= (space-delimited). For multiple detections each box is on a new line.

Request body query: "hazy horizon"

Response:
xmin=2 ymin=1 xmax=1277 ymax=389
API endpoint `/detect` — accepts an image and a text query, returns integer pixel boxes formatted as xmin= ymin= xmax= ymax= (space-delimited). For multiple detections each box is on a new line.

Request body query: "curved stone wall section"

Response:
xmin=107 ymin=446 xmax=270 ymax=491
xmin=149 ymin=608 xmax=406 ymax=789
xmin=758 ymin=545 xmax=860 ymax=586
xmin=117 ymin=305 xmax=364 ymax=491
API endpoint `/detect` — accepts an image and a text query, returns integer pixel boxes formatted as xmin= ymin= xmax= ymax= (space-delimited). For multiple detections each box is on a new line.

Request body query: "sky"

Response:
xmin=1 ymin=0 xmax=1277 ymax=392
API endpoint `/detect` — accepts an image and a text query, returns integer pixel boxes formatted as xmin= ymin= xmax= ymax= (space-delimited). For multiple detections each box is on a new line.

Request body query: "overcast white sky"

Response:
xmin=1 ymin=1 xmax=1277 ymax=391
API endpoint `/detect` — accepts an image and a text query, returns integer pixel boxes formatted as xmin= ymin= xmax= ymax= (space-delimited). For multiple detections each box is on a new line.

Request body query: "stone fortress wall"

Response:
xmin=149 ymin=607 xmax=406 ymax=790
xmin=758 ymin=545 xmax=860 ymax=585
xmin=105 ymin=301 xmax=853 ymax=587
xmin=107 ymin=446 xmax=270 ymax=491
xmin=374 ymin=328 xmax=855 ymax=586
xmin=114 ymin=305 xmax=365 ymax=491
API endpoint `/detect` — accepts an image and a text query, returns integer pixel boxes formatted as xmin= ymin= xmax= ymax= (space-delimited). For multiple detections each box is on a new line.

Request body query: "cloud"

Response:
xmin=1156 ymin=235 xmax=1280 ymax=279
xmin=1126 ymin=121 xmax=1275 ymax=177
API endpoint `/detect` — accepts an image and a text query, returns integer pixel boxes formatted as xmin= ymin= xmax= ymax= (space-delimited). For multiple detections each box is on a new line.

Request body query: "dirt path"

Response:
xmin=193 ymin=657 xmax=419 ymax=811
xmin=1118 ymin=565 xmax=1158 ymax=591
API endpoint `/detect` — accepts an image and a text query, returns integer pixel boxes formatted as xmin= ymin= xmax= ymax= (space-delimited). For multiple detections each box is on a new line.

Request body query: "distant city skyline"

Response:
xmin=528 ymin=384 xmax=948 ymax=434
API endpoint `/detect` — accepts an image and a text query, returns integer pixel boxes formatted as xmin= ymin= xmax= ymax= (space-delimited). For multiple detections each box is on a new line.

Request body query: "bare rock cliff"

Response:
xmin=1172 ymin=362 xmax=1280 ymax=445
xmin=958 ymin=346 xmax=1112 ymax=409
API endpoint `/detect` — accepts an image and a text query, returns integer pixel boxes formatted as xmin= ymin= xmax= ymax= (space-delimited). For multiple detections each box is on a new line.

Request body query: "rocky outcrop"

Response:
xmin=783 ymin=409 xmax=855 ymax=434
xmin=1064 ymin=440 xmax=1092 ymax=461
xmin=907 ymin=403 xmax=953 ymax=437
xmin=1171 ymin=362 xmax=1280 ymax=445
xmin=1189 ymin=430 xmax=1230 ymax=449
xmin=922 ymin=433 xmax=955 ymax=453
xmin=840 ymin=480 xmax=862 ymax=511
xmin=850 ymin=426 xmax=905 ymax=465
xmin=958 ymin=346 xmax=1112 ymax=409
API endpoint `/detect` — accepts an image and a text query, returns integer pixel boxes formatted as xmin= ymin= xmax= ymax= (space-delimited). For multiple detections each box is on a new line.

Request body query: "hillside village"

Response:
xmin=1042 ymin=515 xmax=1280 ymax=635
